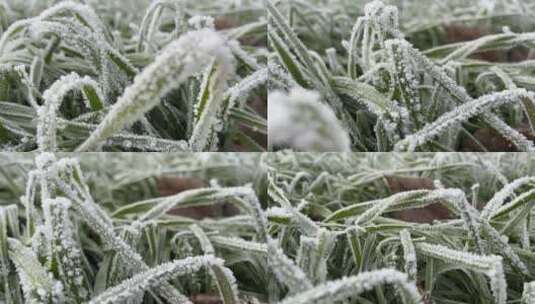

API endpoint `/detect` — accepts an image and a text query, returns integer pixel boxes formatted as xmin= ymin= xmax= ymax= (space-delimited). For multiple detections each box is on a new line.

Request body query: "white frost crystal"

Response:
xmin=268 ymin=87 xmax=351 ymax=152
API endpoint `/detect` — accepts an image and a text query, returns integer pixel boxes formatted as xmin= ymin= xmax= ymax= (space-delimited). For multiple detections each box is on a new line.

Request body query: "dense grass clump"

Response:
xmin=264 ymin=152 xmax=535 ymax=304
xmin=0 ymin=0 xmax=266 ymax=151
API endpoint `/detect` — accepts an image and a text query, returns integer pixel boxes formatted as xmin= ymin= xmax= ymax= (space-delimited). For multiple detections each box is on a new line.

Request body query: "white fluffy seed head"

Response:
xmin=268 ymin=87 xmax=351 ymax=152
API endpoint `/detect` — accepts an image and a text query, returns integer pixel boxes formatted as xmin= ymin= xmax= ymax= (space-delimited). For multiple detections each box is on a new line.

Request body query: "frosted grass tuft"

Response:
xmin=268 ymin=0 xmax=535 ymax=152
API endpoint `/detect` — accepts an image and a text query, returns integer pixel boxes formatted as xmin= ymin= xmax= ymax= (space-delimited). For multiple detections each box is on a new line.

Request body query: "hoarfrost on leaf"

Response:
xmin=78 ymin=28 xmax=236 ymax=151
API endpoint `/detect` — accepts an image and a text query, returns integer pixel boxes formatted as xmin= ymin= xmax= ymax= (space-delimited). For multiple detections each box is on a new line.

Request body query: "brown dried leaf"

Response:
xmin=191 ymin=294 xmax=223 ymax=304
xmin=461 ymin=127 xmax=535 ymax=152
xmin=385 ymin=175 xmax=451 ymax=223
xmin=157 ymin=176 xmax=223 ymax=219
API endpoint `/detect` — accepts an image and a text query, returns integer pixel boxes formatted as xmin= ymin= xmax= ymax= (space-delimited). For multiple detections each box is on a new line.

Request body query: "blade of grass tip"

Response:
xmin=386 ymin=39 xmax=422 ymax=130
xmin=499 ymin=191 xmax=535 ymax=235
xmin=34 ymin=2 xmax=138 ymax=80
xmin=416 ymin=243 xmax=506 ymax=304
xmin=266 ymin=0 xmax=319 ymax=79
xmin=268 ymin=30 xmax=309 ymax=87
xmin=223 ymin=68 xmax=267 ymax=127
xmin=482 ymin=177 xmax=535 ymax=220
xmin=137 ymin=0 xmax=183 ymax=53
xmin=37 ymin=72 xmax=104 ymax=151
xmin=38 ymin=1 xmax=111 ymax=43
xmin=325 ymin=190 xmax=432 ymax=223
xmin=0 ymin=206 xmax=23 ymax=304
xmin=308 ymin=229 xmax=336 ymax=284
xmin=89 ymin=256 xmax=232 ymax=304
xmin=331 ymin=76 xmax=393 ymax=115
xmin=0 ymin=19 xmax=34 ymax=56
xmin=267 ymin=177 xmax=319 ymax=235
xmin=347 ymin=17 xmax=366 ymax=79
xmin=189 ymin=58 xmax=233 ymax=151
xmin=400 ymin=230 xmax=417 ymax=282
xmin=395 ymin=39 xmax=534 ymax=152
xmin=190 ymin=224 xmax=215 ymax=255
xmin=490 ymin=66 xmax=535 ymax=136
xmin=424 ymin=256 xmax=434 ymax=297
xmin=132 ymin=187 xmax=246 ymax=223
xmin=277 ymin=268 xmax=422 ymax=304
xmin=76 ymin=28 xmax=235 ymax=152
xmin=210 ymin=236 xmax=267 ymax=255
xmin=209 ymin=263 xmax=240 ymax=304
xmin=346 ymin=227 xmax=364 ymax=271
xmin=479 ymin=220 xmax=529 ymax=277
xmin=29 ymin=56 xmax=44 ymax=90
xmin=22 ymin=171 xmax=39 ymax=240
xmin=296 ymin=236 xmax=315 ymax=280
xmin=394 ymin=89 xmax=535 ymax=152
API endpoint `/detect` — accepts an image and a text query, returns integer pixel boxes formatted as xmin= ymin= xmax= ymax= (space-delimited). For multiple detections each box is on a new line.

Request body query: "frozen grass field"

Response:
xmin=1 ymin=1 xmax=535 ymax=303
xmin=0 ymin=152 xmax=534 ymax=303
